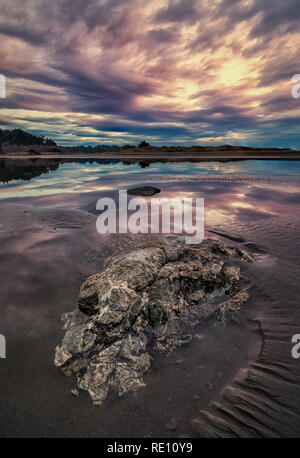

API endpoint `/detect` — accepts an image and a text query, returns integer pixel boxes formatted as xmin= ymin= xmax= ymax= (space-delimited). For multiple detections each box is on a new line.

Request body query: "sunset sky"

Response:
xmin=0 ymin=0 xmax=300 ymax=147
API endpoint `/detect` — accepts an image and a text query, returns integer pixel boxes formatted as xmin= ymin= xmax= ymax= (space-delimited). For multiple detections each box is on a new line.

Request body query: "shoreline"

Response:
xmin=2 ymin=151 xmax=300 ymax=160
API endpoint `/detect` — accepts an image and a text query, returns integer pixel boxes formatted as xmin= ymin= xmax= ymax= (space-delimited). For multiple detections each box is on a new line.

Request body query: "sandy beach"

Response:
xmin=0 ymin=162 xmax=300 ymax=437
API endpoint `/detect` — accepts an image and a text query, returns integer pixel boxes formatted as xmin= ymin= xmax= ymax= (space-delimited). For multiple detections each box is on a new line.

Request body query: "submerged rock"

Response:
xmin=54 ymin=237 xmax=252 ymax=405
xmin=127 ymin=186 xmax=161 ymax=196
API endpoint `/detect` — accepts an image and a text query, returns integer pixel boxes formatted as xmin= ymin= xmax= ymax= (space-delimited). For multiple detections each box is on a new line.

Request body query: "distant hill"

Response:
xmin=0 ymin=128 xmax=57 ymax=146
xmin=119 ymin=143 xmax=292 ymax=153
xmin=0 ymin=128 xmax=122 ymax=154
xmin=0 ymin=129 xmax=298 ymax=158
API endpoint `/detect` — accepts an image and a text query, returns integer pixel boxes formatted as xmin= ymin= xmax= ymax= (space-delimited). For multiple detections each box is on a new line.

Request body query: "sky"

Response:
xmin=0 ymin=0 xmax=300 ymax=148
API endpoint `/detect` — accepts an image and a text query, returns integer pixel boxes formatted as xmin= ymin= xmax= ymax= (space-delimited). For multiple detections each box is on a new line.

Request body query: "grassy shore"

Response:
xmin=2 ymin=143 xmax=300 ymax=160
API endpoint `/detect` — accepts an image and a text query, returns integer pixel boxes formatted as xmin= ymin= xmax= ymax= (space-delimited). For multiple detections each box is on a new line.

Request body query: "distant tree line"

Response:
xmin=71 ymin=144 xmax=121 ymax=153
xmin=0 ymin=128 xmax=156 ymax=152
xmin=0 ymin=128 xmax=57 ymax=146
xmin=123 ymin=141 xmax=151 ymax=149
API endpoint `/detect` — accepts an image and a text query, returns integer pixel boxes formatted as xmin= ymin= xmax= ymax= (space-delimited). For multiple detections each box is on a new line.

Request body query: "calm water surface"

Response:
xmin=0 ymin=159 xmax=300 ymax=199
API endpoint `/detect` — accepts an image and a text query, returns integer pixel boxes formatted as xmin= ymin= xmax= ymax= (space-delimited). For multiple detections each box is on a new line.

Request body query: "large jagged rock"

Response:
xmin=54 ymin=237 xmax=253 ymax=405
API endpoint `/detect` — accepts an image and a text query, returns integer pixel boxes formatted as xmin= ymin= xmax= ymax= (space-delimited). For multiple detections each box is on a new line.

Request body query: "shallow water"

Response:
xmin=1 ymin=158 xmax=300 ymax=199
xmin=0 ymin=158 xmax=300 ymax=437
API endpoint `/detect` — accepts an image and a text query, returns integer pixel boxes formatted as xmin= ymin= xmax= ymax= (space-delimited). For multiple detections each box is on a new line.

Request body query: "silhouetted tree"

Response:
xmin=138 ymin=141 xmax=151 ymax=148
xmin=0 ymin=128 xmax=57 ymax=146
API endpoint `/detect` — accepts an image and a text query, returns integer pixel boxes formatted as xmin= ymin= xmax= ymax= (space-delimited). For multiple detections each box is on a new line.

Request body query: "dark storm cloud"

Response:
xmin=215 ymin=0 xmax=300 ymax=37
xmin=0 ymin=0 xmax=299 ymax=147
xmin=155 ymin=0 xmax=201 ymax=24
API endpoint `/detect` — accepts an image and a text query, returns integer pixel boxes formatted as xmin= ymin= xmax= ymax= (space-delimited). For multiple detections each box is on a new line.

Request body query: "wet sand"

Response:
xmin=0 ymin=174 xmax=300 ymax=437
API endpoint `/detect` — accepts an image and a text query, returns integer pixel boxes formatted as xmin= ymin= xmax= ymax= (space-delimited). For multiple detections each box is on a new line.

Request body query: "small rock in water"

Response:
xmin=166 ymin=418 xmax=177 ymax=431
xmin=71 ymin=388 xmax=79 ymax=397
xmin=127 ymin=186 xmax=161 ymax=196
